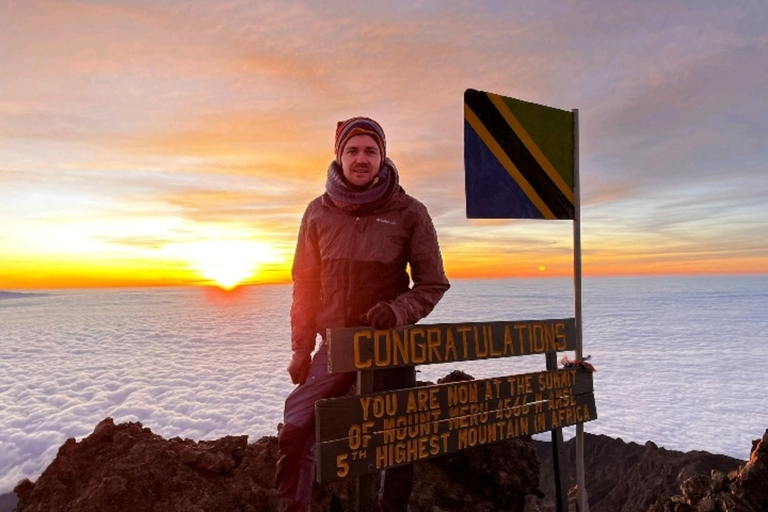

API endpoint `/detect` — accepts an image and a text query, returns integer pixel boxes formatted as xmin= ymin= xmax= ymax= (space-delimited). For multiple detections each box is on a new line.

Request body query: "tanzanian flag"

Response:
xmin=464 ymin=89 xmax=575 ymax=219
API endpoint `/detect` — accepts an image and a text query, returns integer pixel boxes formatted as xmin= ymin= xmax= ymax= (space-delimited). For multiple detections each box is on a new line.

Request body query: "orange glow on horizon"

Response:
xmin=2 ymin=241 xmax=767 ymax=290
xmin=203 ymin=285 xmax=250 ymax=303
xmin=3 ymin=260 xmax=768 ymax=290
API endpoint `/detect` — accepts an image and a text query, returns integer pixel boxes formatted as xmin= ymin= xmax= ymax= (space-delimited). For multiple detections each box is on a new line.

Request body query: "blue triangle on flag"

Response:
xmin=465 ymin=121 xmax=544 ymax=219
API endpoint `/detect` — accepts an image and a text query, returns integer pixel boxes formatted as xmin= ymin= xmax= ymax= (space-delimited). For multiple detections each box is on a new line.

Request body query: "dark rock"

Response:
xmin=710 ymin=470 xmax=726 ymax=494
xmin=14 ymin=418 xmax=280 ymax=512
xmin=10 ymin=390 xmax=767 ymax=512
xmin=680 ymin=475 xmax=709 ymax=505
xmin=437 ymin=370 xmax=474 ymax=384
xmin=14 ymin=414 xmax=541 ymax=511
xmin=649 ymin=429 xmax=768 ymax=512
xmin=534 ymin=433 xmax=743 ymax=512
xmin=696 ymin=495 xmax=714 ymax=512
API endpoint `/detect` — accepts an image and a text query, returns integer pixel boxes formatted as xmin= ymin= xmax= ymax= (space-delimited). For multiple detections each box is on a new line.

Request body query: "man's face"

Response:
xmin=340 ymin=134 xmax=383 ymax=188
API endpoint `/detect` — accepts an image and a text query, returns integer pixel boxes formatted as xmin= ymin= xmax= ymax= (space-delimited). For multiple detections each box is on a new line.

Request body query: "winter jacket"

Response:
xmin=290 ymin=186 xmax=450 ymax=353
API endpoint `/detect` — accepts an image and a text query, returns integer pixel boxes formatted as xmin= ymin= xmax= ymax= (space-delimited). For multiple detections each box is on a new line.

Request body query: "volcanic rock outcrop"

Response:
xmin=534 ymin=433 xmax=744 ymax=512
xmin=646 ymin=429 xmax=768 ymax=512
xmin=13 ymin=418 xmax=542 ymax=511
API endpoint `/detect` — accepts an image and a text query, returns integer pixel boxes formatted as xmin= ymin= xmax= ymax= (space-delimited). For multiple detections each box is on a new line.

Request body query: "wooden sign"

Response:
xmin=464 ymin=88 xmax=575 ymax=219
xmin=315 ymin=368 xmax=596 ymax=483
xmin=327 ymin=318 xmax=576 ymax=373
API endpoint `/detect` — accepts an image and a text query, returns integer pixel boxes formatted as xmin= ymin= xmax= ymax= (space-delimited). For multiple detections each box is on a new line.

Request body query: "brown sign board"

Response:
xmin=315 ymin=368 xmax=596 ymax=483
xmin=327 ymin=318 xmax=576 ymax=373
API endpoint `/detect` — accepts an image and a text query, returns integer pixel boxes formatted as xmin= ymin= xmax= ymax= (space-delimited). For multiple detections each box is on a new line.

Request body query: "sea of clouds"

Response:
xmin=1 ymin=276 xmax=767 ymax=494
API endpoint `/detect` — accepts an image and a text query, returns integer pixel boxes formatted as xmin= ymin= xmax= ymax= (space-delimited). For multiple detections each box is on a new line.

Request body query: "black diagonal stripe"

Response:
xmin=465 ymin=89 xmax=574 ymax=219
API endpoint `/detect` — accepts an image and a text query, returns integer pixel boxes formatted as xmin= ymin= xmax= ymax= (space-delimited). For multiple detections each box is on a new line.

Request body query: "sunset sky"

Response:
xmin=1 ymin=0 xmax=766 ymax=289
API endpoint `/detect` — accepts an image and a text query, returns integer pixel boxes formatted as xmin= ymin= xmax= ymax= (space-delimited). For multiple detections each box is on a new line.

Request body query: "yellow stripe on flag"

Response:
xmin=464 ymin=104 xmax=555 ymax=219
xmin=487 ymin=92 xmax=574 ymax=204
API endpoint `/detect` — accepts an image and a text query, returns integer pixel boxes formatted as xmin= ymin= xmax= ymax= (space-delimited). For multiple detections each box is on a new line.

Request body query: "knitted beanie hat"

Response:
xmin=334 ymin=116 xmax=386 ymax=165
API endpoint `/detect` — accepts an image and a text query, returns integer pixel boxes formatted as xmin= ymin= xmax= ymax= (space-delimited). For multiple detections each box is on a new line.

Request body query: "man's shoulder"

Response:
xmin=398 ymin=191 xmax=430 ymax=216
xmin=304 ymin=194 xmax=329 ymax=212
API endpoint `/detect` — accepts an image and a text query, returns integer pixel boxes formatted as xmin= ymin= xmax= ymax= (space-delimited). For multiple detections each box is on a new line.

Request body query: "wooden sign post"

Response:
xmin=315 ymin=319 xmax=598 ymax=510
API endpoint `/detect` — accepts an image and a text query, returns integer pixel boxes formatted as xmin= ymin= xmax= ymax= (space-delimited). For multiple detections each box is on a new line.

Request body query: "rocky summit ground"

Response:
xmin=12 ymin=417 xmax=545 ymax=512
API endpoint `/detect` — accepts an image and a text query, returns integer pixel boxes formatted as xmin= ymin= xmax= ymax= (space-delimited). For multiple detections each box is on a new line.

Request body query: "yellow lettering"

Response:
xmin=474 ymin=326 xmax=488 ymax=357
xmin=458 ymin=428 xmax=468 ymax=449
xmin=556 ymin=321 xmax=567 ymax=350
xmin=447 ymin=386 xmax=458 ymax=407
xmin=348 ymin=424 xmax=361 ymax=450
xmin=429 ymin=388 xmax=439 ymax=409
xmin=542 ymin=323 xmax=557 ymax=352
xmin=395 ymin=442 xmax=406 ymax=464
xmin=468 ymin=426 xmax=477 ymax=446
xmin=360 ymin=397 xmax=372 ymax=421
xmin=487 ymin=325 xmax=502 ymax=356
xmin=383 ymin=418 xmax=395 ymax=443
xmin=354 ymin=331 xmax=372 ymax=369
xmin=376 ymin=446 xmax=387 ymax=469
xmin=407 ymin=438 xmax=419 ymax=461
xmin=374 ymin=330 xmax=391 ymax=367
xmin=457 ymin=326 xmax=471 ymax=358
xmin=427 ymin=327 xmax=442 ymax=362
xmin=515 ymin=324 xmax=526 ymax=353
xmin=406 ymin=391 xmax=417 ymax=413
xmin=533 ymin=324 xmax=544 ymax=352
xmin=392 ymin=329 xmax=409 ymax=366
xmin=418 ymin=437 xmax=429 ymax=459
xmin=336 ymin=453 xmax=349 ymax=477
xmin=410 ymin=328 xmax=427 ymax=363
xmin=445 ymin=329 xmax=458 ymax=361
xmin=429 ymin=435 xmax=441 ymax=455
xmin=503 ymin=324 xmax=516 ymax=355
xmin=417 ymin=389 xmax=429 ymax=411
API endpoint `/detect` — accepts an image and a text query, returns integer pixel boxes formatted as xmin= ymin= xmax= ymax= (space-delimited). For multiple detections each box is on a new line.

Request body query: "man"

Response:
xmin=276 ymin=117 xmax=450 ymax=512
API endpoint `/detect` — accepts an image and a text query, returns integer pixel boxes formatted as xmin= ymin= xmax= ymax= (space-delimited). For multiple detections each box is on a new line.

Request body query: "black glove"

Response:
xmin=365 ymin=303 xmax=397 ymax=330
xmin=287 ymin=350 xmax=311 ymax=385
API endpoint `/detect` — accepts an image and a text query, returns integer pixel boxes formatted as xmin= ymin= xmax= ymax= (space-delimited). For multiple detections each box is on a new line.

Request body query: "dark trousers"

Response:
xmin=276 ymin=344 xmax=416 ymax=511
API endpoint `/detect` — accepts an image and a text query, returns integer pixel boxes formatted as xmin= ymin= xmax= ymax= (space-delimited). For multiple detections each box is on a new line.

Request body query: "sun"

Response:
xmin=182 ymin=240 xmax=280 ymax=289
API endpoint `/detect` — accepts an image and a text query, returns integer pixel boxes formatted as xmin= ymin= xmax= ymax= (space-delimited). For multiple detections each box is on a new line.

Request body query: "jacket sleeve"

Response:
xmin=388 ymin=201 xmax=450 ymax=326
xmin=290 ymin=205 xmax=321 ymax=353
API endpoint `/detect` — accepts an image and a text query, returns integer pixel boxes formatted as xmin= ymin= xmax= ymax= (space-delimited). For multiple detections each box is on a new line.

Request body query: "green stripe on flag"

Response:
xmin=501 ymin=96 xmax=574 ymax=189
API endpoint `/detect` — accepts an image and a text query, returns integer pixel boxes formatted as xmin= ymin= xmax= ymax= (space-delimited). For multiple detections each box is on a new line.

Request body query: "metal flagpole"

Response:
xmin=572 ymin=109 xmax=589 ymax=511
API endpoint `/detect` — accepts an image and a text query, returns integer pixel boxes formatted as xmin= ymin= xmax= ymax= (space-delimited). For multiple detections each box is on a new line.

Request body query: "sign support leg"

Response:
xmin=546 ymin=352 xmax=568 ymax=512
xmin=355 ymin=370 xmax=374 ymax=512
